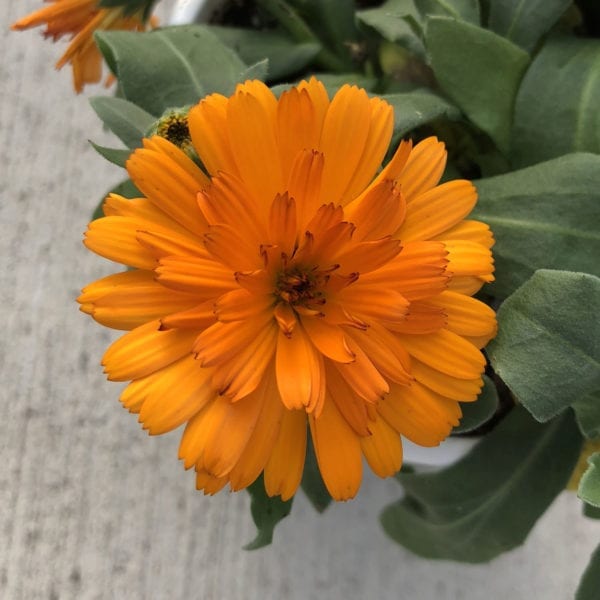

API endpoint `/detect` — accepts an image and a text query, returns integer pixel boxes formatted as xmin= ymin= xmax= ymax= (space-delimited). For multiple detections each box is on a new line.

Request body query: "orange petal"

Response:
xmin=84 ymin=216 xmax=157 ymax=269
xmin=332 ymin=338 xmax=389 ymax=403
xmin=159 ymin=301 xmax=216 ymax=331
xmin=397 ymin=137 xmax=447 ymax=202
xmin=389 ymin=301 xmax=447 ymax=334
xmin=341 ymin=96 xmax=394 ymax=203
xmin=445 ymin=240 xmax=495 ymax=281
xmin=379 ymin=381 xmax=460 ymax=446
xmin=396 ymin=329 xmax=486 ymax=379
xmin=196 ymin=470 xmax=228 ymax=495
xmin=188 ymin=92 xmax=237 ymax=177
xmin=137 ymin=356 xmax=214 ymax=434
xmin=215 ymin=288 xmax=275 ymax=322
xmin=79 ymin=269 xmax=197 ymax=330
xmin=344 ymin=179 xmax=406 ymax=241
xmin=326 ymin=364 xmax=370 ymax=435
xmin=268 ymin=193 xmax=297 ymax=255
xmin=318 ymin=85 xmax=372 ymax=206
xmin=202 ymin=393 xmax=265 ymax=478
xmin=338 ymin=284 xmax=409 ymax=325
xmin=335 ymin=237 xmax=401 ymax=274
xmin=360 ymin=416 xmax=403 ymax=477
xmin=301 ymin=316 xmax=355 ymax=363
xmin=264 ymin=409 xmax=307 ymax=500
xmin=229 ymin=368 xmax=285 ymax=490
xmin=102 ymin=320 xmax=197 ymax=381
xmin=411 ymin=359 xmax=483 ymax=401
xmin=276 ymin=324 xmax=324 ymax=412
xmin=286 ymin=150 xmax=325 ymax=232
xmin=309 ymin=396 xmax=363 ymax=501
xmin=431 ymin=219 xmax=495 ymax=249
xmin=203 ymin=224 xmax=263 ymax=271
xmin=126 ymin=138 xmax=208 ymax=236
xmin=155 ymin=255 xmax=236 ymax=297
xmin=397 ymin=180 xmax=477 ymax=241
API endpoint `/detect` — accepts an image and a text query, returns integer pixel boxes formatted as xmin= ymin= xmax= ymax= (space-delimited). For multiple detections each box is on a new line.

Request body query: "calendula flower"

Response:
xmin=11 ymin=0 xmax=154 ymax=93
xmin=79 ymin=79 xmax=496 ymax=501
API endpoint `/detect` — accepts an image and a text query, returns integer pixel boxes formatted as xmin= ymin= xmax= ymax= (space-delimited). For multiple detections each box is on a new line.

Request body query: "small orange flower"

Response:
xmin=79 ymin=79 xmax=497 ymax=501
xmin=11 ymin=0 xmax=153 ymax=93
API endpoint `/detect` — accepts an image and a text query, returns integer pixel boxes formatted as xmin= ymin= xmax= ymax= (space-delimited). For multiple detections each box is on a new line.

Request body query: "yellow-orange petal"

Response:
xmin=344 ymin=179 xmax=406 ymax=242
xmin=276 ymin=324 xmax=324 ymax=412
xmin=318 ymin=85 xmax=372 ymax=206
xmin=188 ymin=92 xmax=237 ymax=177
xmin=360 ymin=416 xmax=403 ymax=478
xmin=102 ymin=320 xmax=197 ymax=382
xmin=229 ymin=368 xmax=285 ymax=490
xmin=309 ymin=396 xmax=363 ymax=501
xmin=397 ymin=137 xmax=447 ymax=202
xmin=286 ymin=149 xmax=325 ymax=232
xmin=79 ymin=270 xmax=198 ymax=331
xmin=431 ymin=219 xmax=495 ymax=249
xmin=396 ymin=329 xmax=485 ymax=380
xmin=411 ymin=359 xmax=483 ymax=401
xmin=326 ymin=365 xmax=370 ymax=435
xmin=379 ymin=381 xmax=460 ymax=446
xmin=264 ymin=409 xmax=307 ymax=500
xmin=84 ymin=216 xmax=157 ymax=270
xmin=397 ymin=180 xmax=477 ymax=241
xmin=155 ymin=255 xmax=236 ymax=297
xmin=445 ymin=240 xmax=495 ymax=282
xmin=196 ymin=470 xmax=228 ymax=495
xmin=301 ymin=316 xmax=355 ymax=363
xmin=126 ymin=139 xmax=208 ymax=236
xmin=342 ymin=96 xmax=394 ymax=202
xmin=201 ymin=393 xmax=265 ymax=478
xmin=137 ymin=356 xmax=214 ymax=435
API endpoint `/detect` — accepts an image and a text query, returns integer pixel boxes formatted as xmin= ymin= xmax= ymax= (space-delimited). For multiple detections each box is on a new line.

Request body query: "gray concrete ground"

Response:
xmin=1 ymin=1 xmax=599 ymax=598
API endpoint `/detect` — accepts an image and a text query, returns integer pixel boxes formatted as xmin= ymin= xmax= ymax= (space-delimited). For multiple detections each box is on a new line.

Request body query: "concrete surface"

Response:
xmin=1 ymin=1 xmax=599 ymax=598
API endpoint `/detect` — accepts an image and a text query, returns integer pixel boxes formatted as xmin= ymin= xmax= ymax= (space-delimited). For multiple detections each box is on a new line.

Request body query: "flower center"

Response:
xmin=275 ymin=266 xmax=324 ymax=307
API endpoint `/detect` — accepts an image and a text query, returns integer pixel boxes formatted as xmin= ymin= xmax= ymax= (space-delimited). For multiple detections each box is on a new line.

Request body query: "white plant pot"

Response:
xmin=169 ymin=0 xmax=224 ymax=25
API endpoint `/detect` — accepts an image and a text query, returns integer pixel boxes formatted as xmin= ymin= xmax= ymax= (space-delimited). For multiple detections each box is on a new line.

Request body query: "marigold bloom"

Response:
xmin=12 ymin=0 xmax=152 ymax=93
xmin=79 ymin=79 xmax=496 ymax=501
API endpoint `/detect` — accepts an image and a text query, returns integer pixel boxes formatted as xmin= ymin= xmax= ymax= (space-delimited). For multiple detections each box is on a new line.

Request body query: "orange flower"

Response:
xmin=11 ymin=0 xmax=152 ymax=93
xmin=79 ymin=79 xmax=497 ymax=501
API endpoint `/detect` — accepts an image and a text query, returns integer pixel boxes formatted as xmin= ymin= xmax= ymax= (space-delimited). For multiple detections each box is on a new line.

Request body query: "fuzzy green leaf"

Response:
xmin=453 ymin=375 xmax=499 ymax=434
xmin=573 ymin=391 xmax=600 ymax=440
xmin=473 ymin=153 xmax=600 ymax=298
xmin=488 ymin=0 xmax=570 ymax=53
xmin=89 ymin=142 xmax=130 ymax=168
xmin=576 ymin=544 xmax=600 ymax=600
xmin=301 ymin=437 xmax=332 ymax=513
xmin=245 ymin=475 xmax=293 ymax=550
xmin=381 ymin=407 xmax=582 ymax=562
xmin=95 ymin=26 xmax=247 ymax=117
xmin=487 ymin=270 xmax=600 ymax=422
xmin=512 ymin=36 xmax=600 ymax=167
xmin=382 ymin=90 xmax=459 ymax=136
xmin=209 ymin=26 xmax=320 ymax=81
xmin=415 ymin=0 xmax=479 ymax=24
xmin=425 ymin=16 xmax=529 ymax=154
xmin=356 ymin=0 xmax=424 ymax=56
xmin=579 ymin=453 xmax=600 ymax=508
xmin=89 ymin=97 xmax=155 ymax=149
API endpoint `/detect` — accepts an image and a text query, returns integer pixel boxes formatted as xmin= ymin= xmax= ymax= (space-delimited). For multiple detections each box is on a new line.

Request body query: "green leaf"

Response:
xmin=425 ymin=16 xmax=529 ymax=154
xmin=239 ymin=60 xmax=270 ymax=82
xmin=487 ymin=0 xmax=570 ymax=52
xmin=583 ymin=502 xmax=600 ymax=520
xmin=473 ymin=153 xmax=600 ymax=298
xmin=95 ymin=26 xmax=248 ymax=117
xmin=573 ymin=391 xmax=600 ymax=440
xmin=244 ymin=475 xmax=293 ymax=550
xmin=576 ymin=544 xmax=600 ymax=600
xmin=487 ymin=270 xmax=600 ymax=422
xmin=356 ymin=0 xmax=425 ymax=56
xmin=301 ymin=436 xmax=332 ymax=513
xmin=209 ymin=26 xmax=321 ymax=81
xmin=382 ymin=90 xmax=460 ymax=136
xmin=512 ymin=36 xmax=600 ymax=167
xmin=453 ymin=375 xmax=499 ymax=434
xmin=89 ymin=97 xmax=155 ymax=149
xmin=98 ymin=0 xmax=155 ymax=16
xmin=89 ymin=142 xmax=130 ymax=168
xmin=415 ymin=0 xmax=480 ymax=24
xmin=381 ymin=406 xmax=582 ymax=562
xmin=579 ymin=453 xmax=600 ymax=507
